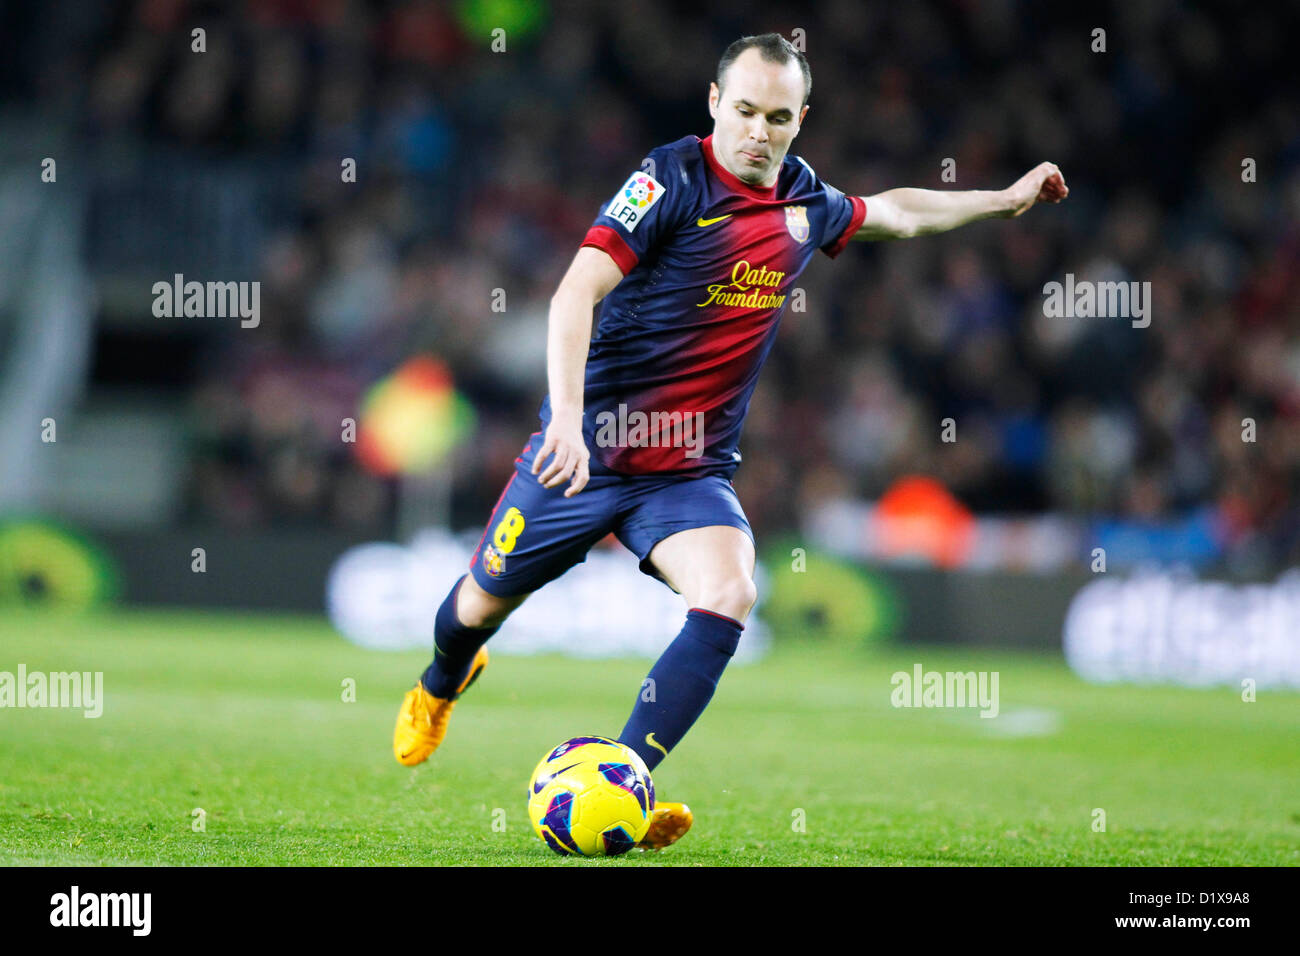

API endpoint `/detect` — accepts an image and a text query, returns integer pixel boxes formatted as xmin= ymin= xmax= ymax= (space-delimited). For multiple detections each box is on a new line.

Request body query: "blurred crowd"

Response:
xmin=10 ymin=0 xmax=1300 ymax=570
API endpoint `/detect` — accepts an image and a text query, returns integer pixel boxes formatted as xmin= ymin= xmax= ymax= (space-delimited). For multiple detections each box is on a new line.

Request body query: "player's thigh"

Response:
xmin=615 ymin=474 xmax=757 ymax=618
xmin=648 ymin=524 xmax=757 ymax=620
xmin=465 ymin=435 xmax=619 ymax=611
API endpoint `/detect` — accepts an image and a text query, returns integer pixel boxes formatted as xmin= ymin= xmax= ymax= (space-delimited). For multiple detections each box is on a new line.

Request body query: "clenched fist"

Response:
xmin=1001 ymin=162 xmax=1068 ymax=217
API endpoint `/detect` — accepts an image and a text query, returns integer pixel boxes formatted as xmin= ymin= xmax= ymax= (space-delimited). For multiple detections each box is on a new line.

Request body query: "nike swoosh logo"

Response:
xmin=645 ymin=732 xmax=669 ymax=757
xmin=696 ymin=215 xmax=732 ymax=227
xmin=533 ymin=761 xmax=583 ymax=794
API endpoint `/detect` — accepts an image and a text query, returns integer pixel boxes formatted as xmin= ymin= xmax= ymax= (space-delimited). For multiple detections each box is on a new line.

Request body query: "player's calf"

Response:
xmin=617 ymin=607 xmax=745 ymax=771
xmin=456 ymin=573 xmax=530 ymax=628
xmin=393 ymin=573 xmax=513 ymax=767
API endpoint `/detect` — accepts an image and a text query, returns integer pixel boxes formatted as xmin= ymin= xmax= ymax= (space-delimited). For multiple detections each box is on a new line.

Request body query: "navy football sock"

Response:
xmin=617 ymin=608 xmax=744 ymax=772
xmin=420 ymin=574 xmax=501 ymax=698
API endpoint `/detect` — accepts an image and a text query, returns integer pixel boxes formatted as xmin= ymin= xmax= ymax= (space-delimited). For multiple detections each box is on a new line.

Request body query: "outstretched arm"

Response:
xmin=854 ymin=162 xmax=1067 ymax=240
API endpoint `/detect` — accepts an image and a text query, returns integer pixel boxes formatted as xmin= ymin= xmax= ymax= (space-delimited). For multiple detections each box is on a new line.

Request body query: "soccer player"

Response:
xmin=394 ymin=33 xmax=1067 ymax=849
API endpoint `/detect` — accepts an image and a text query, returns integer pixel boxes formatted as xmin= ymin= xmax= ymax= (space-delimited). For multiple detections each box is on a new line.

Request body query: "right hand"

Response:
xmin=531 ymin=411 xmax=591 ymax=498
xmin=1000 ymin=162 xmax=1068 ymax=218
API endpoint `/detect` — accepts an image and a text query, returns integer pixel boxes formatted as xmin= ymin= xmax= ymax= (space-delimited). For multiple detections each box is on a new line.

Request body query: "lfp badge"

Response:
xmin=605 ymin=170 xmax=665 ymax=232
xmin=785 ymin=205 xmax=810 ymax=243
xmin=624 ymin=174 xmax=657 ymax=207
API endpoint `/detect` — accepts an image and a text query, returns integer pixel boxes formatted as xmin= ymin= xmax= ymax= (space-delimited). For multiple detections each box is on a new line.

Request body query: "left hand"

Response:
xmin=1001 ymin=162 xmax=1068 ymax=217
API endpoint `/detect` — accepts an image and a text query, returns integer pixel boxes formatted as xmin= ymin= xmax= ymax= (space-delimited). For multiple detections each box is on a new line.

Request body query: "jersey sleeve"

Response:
xmin=818 ymin=180 xmax=867 ymax=259
xmin=579 ymin=146 xmax=691 ymax=275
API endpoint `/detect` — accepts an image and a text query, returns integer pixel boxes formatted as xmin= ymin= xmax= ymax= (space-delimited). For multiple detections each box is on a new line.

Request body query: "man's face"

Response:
xmin=708 ymin=47 xmax=809 ymax=187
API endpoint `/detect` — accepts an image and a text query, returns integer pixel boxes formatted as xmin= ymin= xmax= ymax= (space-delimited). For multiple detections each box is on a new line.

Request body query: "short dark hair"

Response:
xmin=716 ymin=33 xmax=811 ymax=108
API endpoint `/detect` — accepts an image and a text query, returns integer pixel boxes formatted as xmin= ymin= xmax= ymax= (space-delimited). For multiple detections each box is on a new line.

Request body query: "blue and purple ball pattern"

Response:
xmin=601 ymin=826 xmax=636 ymax=856
xmin=541 ymin=790 xmax=580 ymax=855
xmin=546 ymin=735 xmax=616 ymax=762
xmin=598 ymin=762 xmax=651 ymax=816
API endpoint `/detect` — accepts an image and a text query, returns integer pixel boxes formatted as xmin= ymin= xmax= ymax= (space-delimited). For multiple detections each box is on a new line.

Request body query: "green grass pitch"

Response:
xmin=1 ymin=607 xmax=1296 ymax=866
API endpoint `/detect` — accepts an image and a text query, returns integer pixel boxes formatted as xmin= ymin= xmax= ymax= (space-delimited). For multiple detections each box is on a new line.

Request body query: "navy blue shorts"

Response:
xmin=467 ymin=431 xmax=753 ymax=598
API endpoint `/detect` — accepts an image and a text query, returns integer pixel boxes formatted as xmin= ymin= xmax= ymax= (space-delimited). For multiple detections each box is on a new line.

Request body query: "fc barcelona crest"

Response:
xmin=785 ymin=205 xmax=809 ymax=243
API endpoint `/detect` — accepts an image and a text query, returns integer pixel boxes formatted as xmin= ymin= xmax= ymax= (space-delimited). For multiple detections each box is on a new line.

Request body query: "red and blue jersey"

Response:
xmin=539 ymin=133 xmax=867 ymax=479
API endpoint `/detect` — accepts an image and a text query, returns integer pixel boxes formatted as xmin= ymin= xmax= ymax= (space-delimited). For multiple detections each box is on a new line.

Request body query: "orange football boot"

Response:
xmin=637 ymin=801 xmax=693 ymax=849
xmin=393 ymin=647 xmax=489 ymax=766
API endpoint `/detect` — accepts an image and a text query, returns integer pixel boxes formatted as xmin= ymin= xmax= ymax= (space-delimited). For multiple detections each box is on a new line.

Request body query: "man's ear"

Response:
xmin=708 ymin=82 xmax=719 ymax=118
xmin=799 ymin=104 xmax=810 ymax=126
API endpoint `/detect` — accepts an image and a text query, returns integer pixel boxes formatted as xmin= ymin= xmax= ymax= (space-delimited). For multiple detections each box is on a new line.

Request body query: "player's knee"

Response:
xmin=695 ymin=575 xmax=757 ymax=624
xmin=457 ymin=576 xmax=528 ymax=629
